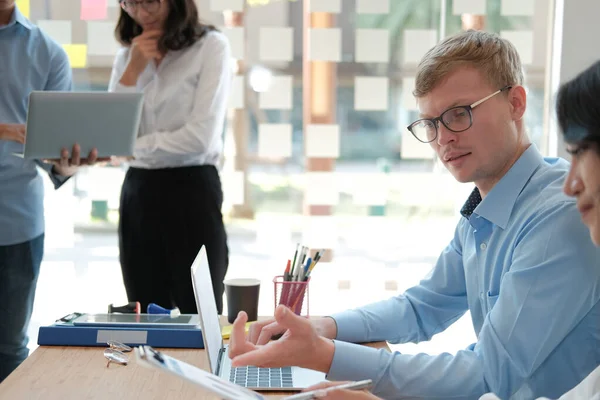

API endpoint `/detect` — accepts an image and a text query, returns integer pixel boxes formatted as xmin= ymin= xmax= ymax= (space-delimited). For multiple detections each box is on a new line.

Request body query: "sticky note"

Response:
xmin=259 ymin=27 xmax=294 ymax=62
xmin=259 ymin=76 xmax=293 ymax=110
xmin=222 ymin=27 xmax=245 ymax=60
xmin=401 ymin=130 xmax=435 ymax=159
xmin=302 ymin=216 xmax=337 ymax=248
xmin=258 ymin=124 xmax=292 ymax=158
xmin=309 ymin=28 xmax=341 ymax=62
xmin=355 ymin=29 xmax=389 ymax=63
xmin=356 ymin=0 xmax=389 ymax=14
xmin=308 ymin=0 xmax=341 ymax=13
xmin=501 ymin=0 xmax=534 ymax=16
xmin=62 ymin=44 xmax=87 ymax=68
xmin=304 ymin=173 xmax=339 ymax=206
xmin=355 ymin=77 xmax=388 ymax=111
xmin=403 ymin=29 xmax=438 ymax=64
xmin=501 ymin=31 xmax=533 ymax=64
xmin=37 ymin=20 xmax=72 ymax=45
xmin=352 ymin=173 xmax=389 ymax=205
xmin=221 ymin=322 xmax=251 ymax=339
xmin=401 ymin=77 xmax=417 ymax=111
xmin=210 ymin=0 xmax=244 ymax=12
xmin=229 ymin=75 xmax=245 ymax=109
xmin=15 ymin=0 xmax=29 ymax=18
xmin=306 ymin=124 xmax=340 ymax=158
xmin=453 ymin=0 xmax=486 ymax=15
xmin=81 ymin=0 xmax=108 ymax=21
xmin=223 ymin=171 xmax=244 ymax=205
xmin=87 ymin=22 xmax=119 ymax=55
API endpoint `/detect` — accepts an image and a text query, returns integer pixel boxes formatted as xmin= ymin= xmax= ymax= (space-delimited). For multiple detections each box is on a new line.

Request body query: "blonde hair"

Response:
xmin=413 ymin=30 xmax=524 ymax=98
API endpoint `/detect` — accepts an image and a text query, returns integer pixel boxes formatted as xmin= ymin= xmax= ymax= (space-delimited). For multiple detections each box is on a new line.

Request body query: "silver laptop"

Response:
xmin=190 ymin=246 xmax=326 ymax=391
xmin=24 ymin=91 xmax=143 ymax=159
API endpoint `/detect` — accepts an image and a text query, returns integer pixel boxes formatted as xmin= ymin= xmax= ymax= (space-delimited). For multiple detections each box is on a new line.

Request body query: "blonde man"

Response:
xmin=228 ymin=30 xmax=600 ymax=399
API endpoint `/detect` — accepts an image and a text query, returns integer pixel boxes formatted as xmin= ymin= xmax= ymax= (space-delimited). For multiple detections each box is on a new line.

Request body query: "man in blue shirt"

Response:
xmin=0 ymin=1 xmax=100 ymax=382
xmin=227 ymin=31 xmax=600 ymax=399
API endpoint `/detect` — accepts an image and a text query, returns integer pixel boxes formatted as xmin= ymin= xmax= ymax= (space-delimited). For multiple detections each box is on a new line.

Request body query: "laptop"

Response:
xmin=190 ymin=246 xmax=327 ymax=391
xmin=23 ymin=91 xmax=143 ymax=159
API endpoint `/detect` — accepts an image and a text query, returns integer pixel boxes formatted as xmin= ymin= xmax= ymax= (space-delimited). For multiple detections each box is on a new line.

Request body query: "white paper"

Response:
xmin=304 ymin=172 xmax=339 ymax=206
xmin=355 ymin=77 xmax=388 ymax=111
xmin=309 ymin=28 xmax=341 ymax=62
xmin=87 ymin=22 xmax=120 ymax=56
xmin=258 ymin=124 xmax=293 ymax=158
xmin=401 ymin=77 xmax=417 ymax=111
xmin=302 ymin=216 xmax=337 ymax=249
xmin=222 ymin=27 xmax=245 ymax=59
xmin=259 ymin=27 xmax=293 ymax=62
xmin=259 ymin=75 xmax=293 ymax=110
xmin=308 ymin=0 xmax=341 ymax=13
xmin=351 ymin=173 xmax=390 ymax=205
xmin=355 ymin=29 xmax=389 ymax=63
xmin=37 ymin=20 xmax=72 ymax=45
xmin=210 ymin=0 xmax=244 ymax=12
xmin=501 ymin=30 xmax=534 ymax=65
xmin=403 ymin=29 xmax=438 ymax=64
xmin=306 ymin=124 xmax=340 ymax=158
xmin=453 ymin=0 xmax=487 ymax=15
xmin=501 ymin=0 xmax=534 ymax=16
xmin=229 ymin=75 xmax=245 ymax=109
xmin=356 ymin=0 xmax=389 ymax=14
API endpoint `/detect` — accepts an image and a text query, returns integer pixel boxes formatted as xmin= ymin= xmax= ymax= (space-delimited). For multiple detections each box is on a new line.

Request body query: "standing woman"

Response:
xmin=109 ymin=0 xmax=231 ymax=314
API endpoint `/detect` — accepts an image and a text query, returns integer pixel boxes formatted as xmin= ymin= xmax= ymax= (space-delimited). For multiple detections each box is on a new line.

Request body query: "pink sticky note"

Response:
xmin=81 ymin=0 xmax=108 ymax=20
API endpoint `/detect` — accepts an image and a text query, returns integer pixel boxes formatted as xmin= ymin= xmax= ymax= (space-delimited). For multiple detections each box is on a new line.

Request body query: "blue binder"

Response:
xmin=38 ymin=323 xmax=204 ymax=349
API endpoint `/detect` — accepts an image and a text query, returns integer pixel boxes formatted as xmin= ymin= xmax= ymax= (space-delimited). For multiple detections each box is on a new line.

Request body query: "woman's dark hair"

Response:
xmin=115 ymin=0 xmax=216 ymax=53
xmin=556 ymin=60 xmax=600 ymax=151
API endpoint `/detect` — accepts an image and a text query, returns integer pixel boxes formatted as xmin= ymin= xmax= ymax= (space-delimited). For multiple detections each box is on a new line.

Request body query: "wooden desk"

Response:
xmin=0 ymin=326 xmax=389 ymax=399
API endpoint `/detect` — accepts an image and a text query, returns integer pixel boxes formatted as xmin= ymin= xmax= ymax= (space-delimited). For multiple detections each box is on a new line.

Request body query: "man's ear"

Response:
xmin=508 ymin=85 xmax=527 ymax=121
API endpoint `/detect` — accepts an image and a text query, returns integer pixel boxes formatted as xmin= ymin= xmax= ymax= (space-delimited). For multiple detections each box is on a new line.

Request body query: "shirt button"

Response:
xmin=480 ymin=243 xmax=487 ymax=250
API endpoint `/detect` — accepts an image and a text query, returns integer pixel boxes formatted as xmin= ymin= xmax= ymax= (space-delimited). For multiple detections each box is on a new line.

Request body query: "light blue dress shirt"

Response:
xmin=0 ymin=6 xmax=72 ymax=246
xmin=329 ymin=145 xmax=600 ymax=400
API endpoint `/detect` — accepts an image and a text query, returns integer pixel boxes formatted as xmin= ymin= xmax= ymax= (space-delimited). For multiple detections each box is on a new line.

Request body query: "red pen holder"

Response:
xmin=273 ymin=276 xmax=310 ymax=317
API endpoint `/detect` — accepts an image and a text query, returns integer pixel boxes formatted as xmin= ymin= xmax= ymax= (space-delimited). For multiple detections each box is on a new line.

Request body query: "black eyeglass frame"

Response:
xmin=407 ymin=85 xmax=513 ymax=144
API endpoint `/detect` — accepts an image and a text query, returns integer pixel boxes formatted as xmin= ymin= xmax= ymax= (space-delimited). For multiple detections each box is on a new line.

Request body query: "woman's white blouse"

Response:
xmin=108 ymin=30 xmax=232 ymax=169
xmin=480 ymin=365 xmax=600 ymax=400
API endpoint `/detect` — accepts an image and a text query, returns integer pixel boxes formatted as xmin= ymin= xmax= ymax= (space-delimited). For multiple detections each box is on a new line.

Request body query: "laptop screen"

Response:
xmin=190 ymin=246 xmax=224 ymax=375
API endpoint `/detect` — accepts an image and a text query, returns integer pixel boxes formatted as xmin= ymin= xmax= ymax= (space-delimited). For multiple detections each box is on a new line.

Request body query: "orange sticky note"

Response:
xmin=62 ymin=44 xmax=88 ymax=68
xmin=80 ymin=0 xmax=108 ymax=20
xmin=15 ymin=0 xmax=30 ymax=18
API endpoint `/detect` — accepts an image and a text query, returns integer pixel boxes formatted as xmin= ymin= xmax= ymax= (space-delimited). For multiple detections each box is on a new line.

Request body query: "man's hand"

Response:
xmin=229 ymin=305 xmax=336 ymax=373
xmin=120 ymin=30 xmax=163 ymax=86
xmin=45 ymin=144 xmax=107 ymax=177
xmin=245 ymin=315 xmax=338 ymax=346
xmin=304 ymin=382 xmax=380 ymax=400
xmin=0 ymin=124 xmax=26 ymax=144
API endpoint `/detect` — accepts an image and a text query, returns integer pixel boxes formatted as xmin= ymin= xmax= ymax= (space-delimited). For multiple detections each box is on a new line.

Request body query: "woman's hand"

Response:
xmin=120 ymin=30 xmax=163 ymax=86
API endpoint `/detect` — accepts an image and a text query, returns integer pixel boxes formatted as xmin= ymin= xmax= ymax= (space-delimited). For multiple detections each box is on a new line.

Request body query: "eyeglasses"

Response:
xmin=104 ymin=341 xmax=132 ymax=367
xmin=120 ymin=0 xmax=162 ymax=14
xmin=407 ymin=85 xmax=512 ymax=144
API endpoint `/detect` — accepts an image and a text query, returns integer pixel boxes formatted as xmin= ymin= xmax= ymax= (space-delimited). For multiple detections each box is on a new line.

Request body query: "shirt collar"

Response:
xmin=460 ymin=144 xmax=544 ymax=229
xmin=3 ymin=6 xmax=33 ymax=30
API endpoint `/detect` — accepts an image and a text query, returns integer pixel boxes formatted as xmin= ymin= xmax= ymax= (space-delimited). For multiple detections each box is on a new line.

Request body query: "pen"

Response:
xmin=298 ymin=257 xmax=311 ymax=282
xmin=283 ymin=260 xmax=291 ymax=281
xmin=289 ymin=244 xmax=299 ymax=278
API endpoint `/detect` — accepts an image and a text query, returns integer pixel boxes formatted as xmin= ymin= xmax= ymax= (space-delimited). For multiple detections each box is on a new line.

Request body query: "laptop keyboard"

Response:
xmin=229 ymin=365 xmax=294 ymax=388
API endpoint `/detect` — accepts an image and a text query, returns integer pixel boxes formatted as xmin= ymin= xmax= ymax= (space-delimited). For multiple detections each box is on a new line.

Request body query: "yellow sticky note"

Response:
xmin=16 ymin=0 xmax=30 ymax=18
xmin=221 ymin=322 xmax=252 ymax=339
xmin=62 ymin=44 xmax=87 ymax=68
